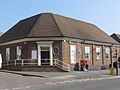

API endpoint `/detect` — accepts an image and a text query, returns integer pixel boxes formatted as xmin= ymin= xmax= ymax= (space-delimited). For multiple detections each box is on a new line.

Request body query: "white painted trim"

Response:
xmin=50 ymin=44 xmax=53 ymax=65
xmin=0 ymin=54 xmax=2 ymax=68
xmin=36 ymin=41 xmax=53 ymax=44
xmin=83 ymin=40 xmax=113 ymax=46
xmin=0 ymin=37 xmax=119 ymax=47
xmin=37 ymin=41 xmax=53 ymax=66
xmin=38 ymin=45 xmax=41 ymax=66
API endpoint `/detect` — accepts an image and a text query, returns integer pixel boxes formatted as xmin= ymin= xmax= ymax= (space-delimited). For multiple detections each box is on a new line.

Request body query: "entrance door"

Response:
xmin=41 ymin=47 xmax=50 ymax=65
xmin=37 ymin=41 xmax=53 ymax=66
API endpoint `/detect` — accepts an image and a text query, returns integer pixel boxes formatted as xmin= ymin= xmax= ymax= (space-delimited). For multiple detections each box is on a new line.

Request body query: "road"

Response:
xmin=0 ymin=72 xmax=120 ymax=90
xmin=31 ymin=78 xmax=120 ymax=90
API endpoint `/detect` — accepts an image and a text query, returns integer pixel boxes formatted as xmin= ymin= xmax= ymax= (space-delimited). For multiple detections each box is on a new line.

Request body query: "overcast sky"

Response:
xmin=0 ymin=0 xmax=120 ymax=35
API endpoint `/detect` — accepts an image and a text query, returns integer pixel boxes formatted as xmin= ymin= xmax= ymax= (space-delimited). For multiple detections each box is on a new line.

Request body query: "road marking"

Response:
xmin=1 ymin=76 xmax=120 ymax=90
xmin=12 ymin=87 xmax=23 ymax=90
xmin=38 ymin=85 xmax=42 ymax=86
xmin=54 ymin=81 xmax=63 ymax=84
xmin=50 ymin=75 xmax=75 ymax=79
xmin=45 ymin=82 xmax=53 ymax=85
xmin=26 ymin=86 xmax=32 ymax=88
xmin=63 ymin=80 xmax=77 ymax=83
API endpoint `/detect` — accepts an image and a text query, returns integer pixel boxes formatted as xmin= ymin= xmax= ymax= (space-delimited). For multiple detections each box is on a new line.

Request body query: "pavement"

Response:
xmin=0 ymin=69 xmax=119 ymax=80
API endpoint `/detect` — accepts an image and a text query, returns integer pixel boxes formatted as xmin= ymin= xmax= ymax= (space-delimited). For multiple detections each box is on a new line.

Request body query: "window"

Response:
xmin=70 ymin=45 xmax=76 ymax=64
xmin=85 ymin=46 xmax=90 ymax=59
xmin=31 ymin=46 xmax=37 ymax=59
xmin=31 ymin=50 xmax=37 ymax=59
xmin=6 ymin=48 xmax=10 ymax=60
xmin=96 ymin=47 xmax=101 ymax=59
xmin=16 ymin=46 xmax=22 ymax=60
xmin=114 ymin=48 xmax=117 ymax=60
xmin=105 ymin=48 xmax=110 ymax=59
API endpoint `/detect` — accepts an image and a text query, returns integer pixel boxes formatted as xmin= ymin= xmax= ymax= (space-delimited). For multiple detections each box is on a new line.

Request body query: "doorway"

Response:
xmin=37 ymin=41 xmax=53 ymax=66
xmin=41 ymin=47 xmax=50 ymax=65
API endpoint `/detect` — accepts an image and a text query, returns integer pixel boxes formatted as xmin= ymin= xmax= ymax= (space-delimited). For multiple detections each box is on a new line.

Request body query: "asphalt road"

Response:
xmin=0 ymin=71 xmax=120 ymax=90
xmin=32 ymin=78 xmax=120 ymax=90
xmin=0 ymin=72 xmax=48 ymax=90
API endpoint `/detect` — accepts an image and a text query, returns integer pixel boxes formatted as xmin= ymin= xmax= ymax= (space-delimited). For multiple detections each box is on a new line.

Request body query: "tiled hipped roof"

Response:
xmin=0 ymin=13 xmax=118 ymax=44
xmin=0 ymin=32 xmax=4 ymax=37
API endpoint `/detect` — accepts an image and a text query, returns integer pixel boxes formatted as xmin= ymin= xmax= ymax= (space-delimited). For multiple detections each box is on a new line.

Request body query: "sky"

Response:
xmin=0 ymin=0 xmax=120 ymax=35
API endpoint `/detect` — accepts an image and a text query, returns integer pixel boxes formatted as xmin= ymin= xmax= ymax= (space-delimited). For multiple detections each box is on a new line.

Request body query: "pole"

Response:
xmin=116 ymin=61 xmax=118 ymax=75
xmin=116 ymin=57 xmax=120 ymax=75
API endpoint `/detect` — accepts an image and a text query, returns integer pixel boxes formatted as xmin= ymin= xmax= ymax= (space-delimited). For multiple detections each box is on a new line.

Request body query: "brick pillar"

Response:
xmin=61 ymin=41 xmax=70 ymax=64
xmin=81 ymin=44 xmax=84 ymax=60
xmin=110 ymin=46 xmax=114 ymax=67
xmin=102 ymin=46 xmax=105 ymax=65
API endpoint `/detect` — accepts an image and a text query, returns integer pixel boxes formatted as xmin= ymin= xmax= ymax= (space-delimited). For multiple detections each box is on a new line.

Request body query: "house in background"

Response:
xmin=111 ymin=33 xmax=120 ymax=43
xmin=0 ymin=13 xmax=119 ymax=72
xmin=0 ymin=32 xmax=4 ymax=68
xmin=111 ymin=33 xmax=120 ymax=60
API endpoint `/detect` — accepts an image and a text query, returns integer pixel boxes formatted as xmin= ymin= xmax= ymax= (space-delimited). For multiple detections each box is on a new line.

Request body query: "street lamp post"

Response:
xmin=116 ymin=60 xmax=119 ymax=75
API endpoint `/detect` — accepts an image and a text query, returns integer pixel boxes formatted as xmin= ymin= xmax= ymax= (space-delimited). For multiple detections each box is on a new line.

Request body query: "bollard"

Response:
xmin=110 ymin=67 xmax=115 ymax=75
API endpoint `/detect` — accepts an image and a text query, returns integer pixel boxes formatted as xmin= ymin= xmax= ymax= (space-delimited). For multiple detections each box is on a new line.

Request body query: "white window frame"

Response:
xmin=16 ymin=46 xmax=22 ymax=60
xmin=6 ymin=48 xmax=10 ymax=60
xmin=85 ymin=46 xmax=90 ymax=59
xmin=70 ymin=45 xmax=76 ymax=64
xmin=96 ymin=47 xmax=101 ymax=59
xmin=114 ymin=48 xmax=117 ymax=60
xmin=105 ymin=48 xmax=110 ymax=60
xmin=31 ymin=50 xmax=37 ymax=59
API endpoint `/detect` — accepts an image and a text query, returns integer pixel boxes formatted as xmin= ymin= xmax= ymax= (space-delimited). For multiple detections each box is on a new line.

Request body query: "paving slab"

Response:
xmin=0 ymin=69 xmax=120 ymax=79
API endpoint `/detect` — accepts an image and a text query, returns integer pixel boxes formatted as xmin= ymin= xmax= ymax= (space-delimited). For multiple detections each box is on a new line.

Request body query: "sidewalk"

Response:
xmin=0 ymin=69 xmax=119 ymax=79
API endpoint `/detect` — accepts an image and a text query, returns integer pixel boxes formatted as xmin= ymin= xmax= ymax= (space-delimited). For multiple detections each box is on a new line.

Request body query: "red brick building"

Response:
xmin=0 ymin=13 xmax=119 ymax=71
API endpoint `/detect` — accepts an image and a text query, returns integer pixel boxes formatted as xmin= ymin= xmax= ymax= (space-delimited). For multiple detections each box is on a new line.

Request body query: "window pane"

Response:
xmin=105 ymin=48 xmax=110 ymax=59
xmin=16 ymin=46 xmax=21 ymax=60
xmin=41 ymin=47 xmax=49 ymax=51
xmin=31 ymin=50 xmax=37 ymax=59
xmin=70 ymin=45 xmax=76 ymax=64
xmin=96 ymin=47 xmax=101 ymax=59
xmin=114 ymin=48 xmax=117 ymax=60
xmin=85 ymin=46 xmax=90 ymax=59
xmin=6 ymin=48 xmax=10 ymax=60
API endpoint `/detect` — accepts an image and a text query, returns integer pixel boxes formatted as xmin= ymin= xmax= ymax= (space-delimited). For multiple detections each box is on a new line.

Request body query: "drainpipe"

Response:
xmin=110 ymin=46 xmax=113 ymax=67
xmin=102 ymin=46 xmax=104 ymax=65
xmin=92 ymin=44 xmax=94 ymax=65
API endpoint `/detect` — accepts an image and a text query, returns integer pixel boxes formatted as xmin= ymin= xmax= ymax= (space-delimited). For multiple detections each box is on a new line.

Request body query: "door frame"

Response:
xmin=37 ymin=41 xmax=53 ymax=66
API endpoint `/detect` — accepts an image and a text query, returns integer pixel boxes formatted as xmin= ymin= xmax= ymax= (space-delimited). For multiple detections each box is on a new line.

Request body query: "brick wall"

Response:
xmin=61 ymin=41 xmax=113 ymax=70
xmin=0 ymin=40 xmax=115 ymax=71
xmin=0 ymin=42 xmax=29 ymax=61
xmin=53 ymin=41 xmax=62 ymax=61
xmin=93 ymin=45 xmax=102 ymax=65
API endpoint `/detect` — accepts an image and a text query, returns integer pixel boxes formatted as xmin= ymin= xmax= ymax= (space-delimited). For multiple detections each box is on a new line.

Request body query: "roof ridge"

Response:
xmin=116 ymin=33 xmax=120 ymax=36
xmin=51 ymin=14 xmax=64 ymax=37
xmin=115 ymin=33 xmax=120 ymax=40
xmin=26 ymin=14 xmax=41 ymax=37
xmin=52 ymin=13 xmax=95 ymax=26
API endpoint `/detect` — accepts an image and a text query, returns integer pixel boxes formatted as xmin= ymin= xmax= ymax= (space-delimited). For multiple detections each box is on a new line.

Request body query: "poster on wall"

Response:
xmin=31 ymin=50 xmax=37 ymax=59
xmin=17 ymin=46 xmax=21 ymax=60
xmin=105 ymin=48 xmax=110 ymax=59
xmin=70 ymin=45 xmax=76 ymax=64
xmin=85 ymin=46 xmax=90 ymax=59
xmin=6 ymin=48 xmax=10 ymax=60
xmin=96 ymin=47 xmax=101 ymax=59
